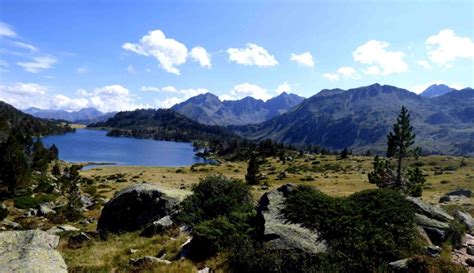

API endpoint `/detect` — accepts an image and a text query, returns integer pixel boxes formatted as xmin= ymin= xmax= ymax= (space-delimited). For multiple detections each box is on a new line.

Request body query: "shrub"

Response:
xmin=14 ymin=195 xmax=39 ymax=209
xmin=282 ymin=186 xmax=420 ymax=271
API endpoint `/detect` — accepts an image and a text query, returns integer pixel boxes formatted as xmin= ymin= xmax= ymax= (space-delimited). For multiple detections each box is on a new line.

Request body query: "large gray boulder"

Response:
xmin=97 ymin=183 xmax=190 ymax=233
xmin=256 ymin=184 xmax=327 ymax=255
xmin=446 ymin=189 xmax=472 ymax=198
xmin=0 ymin=229 xmax=67 ymax=273
xmin=406 ymin=197 xmax=453 ymax=222
xmin=456 ymin=211 xmax=474 ymax=234
xmin=140 ymin=216 xmax=174 ymax=237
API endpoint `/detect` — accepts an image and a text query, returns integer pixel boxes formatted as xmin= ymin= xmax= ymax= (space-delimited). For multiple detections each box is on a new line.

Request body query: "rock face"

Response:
xmin=407 ymin=197 xmax=453 ymax=245
xmin=0 ymin=229 xmax=67 ymax=273
xmin=456 ymin=211 xmax=474 ymax=234
xmin=97 ymin=183 xmax=188 ymax=233
xmin=446 ymin=189 xmax=472 ymax=198
xmin=256 ymin=184 xmax=327 ymax=255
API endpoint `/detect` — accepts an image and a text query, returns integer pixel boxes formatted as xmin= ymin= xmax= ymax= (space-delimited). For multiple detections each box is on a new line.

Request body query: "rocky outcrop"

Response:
xmin=256 ymin=184 xmax=327 ymax=255
xmin=456 ymin=211 xmax=474 ymax=234
xmin=97 ymin=183 xmax=189 ymax=233
xmin=0 ymin=229 xmax=67 ymax=273
xmin=439 ymin=189 xmax=472 ymax=203
xmin=140 ymin=216 xmax=174 ymax=237
xmin=407 ymin=197 xmax=453 ymax=245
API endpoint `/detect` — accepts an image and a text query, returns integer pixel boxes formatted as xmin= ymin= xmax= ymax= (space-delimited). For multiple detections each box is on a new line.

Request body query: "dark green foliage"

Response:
xmin=245 ymin=153 xmax=261 ymax=185
xmin=406 ymin=167 xmax=427 ymax=197
xmin=0 ymin=133 xmax=32 ymax=194
xmin=406 ymin=255 xmax=467 ymax=273
xmin=282 ymin=186 xmax=420 ymax=271
xmin=14 ymin=195 xmax=39 ymax=209
xmin=51 ymin=163 xmax=61 ymax=177
xmin=447 ymin=221 xmax=467 ymax=249
xmin=339 ymin=147 xmax=349 ymax=159
xmin=368 ymin=155 xmax=397 ymax=189
xmin=48 ymin=144 xmax=59 ymax=160
xmin=387 ymin=106 xmax=416 ymax=186
xmin=32 ymin=138 xmax=50 ymax=172
xmin=176 ymin=175 xmax=254 ymax=259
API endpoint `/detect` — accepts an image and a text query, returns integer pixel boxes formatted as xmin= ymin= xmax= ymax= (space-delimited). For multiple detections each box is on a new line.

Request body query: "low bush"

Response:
xmin=14 ymin=195 xmax=39 ymax=209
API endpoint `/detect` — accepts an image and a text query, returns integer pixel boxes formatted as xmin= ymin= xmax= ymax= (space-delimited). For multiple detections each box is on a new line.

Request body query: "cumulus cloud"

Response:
xmin=53 ymin=94 xmax=89 ymax=111
xmin=150 ymin=86 xmax=209 ymax=108
xmin=122 ymin=29 xmax=188 ymax=75
xmin=227 ymin=43 xmax=278 ymax=67
xmin=220 ymin=83 xmax=271 ymax=101
xmin=353 ymin=40 xmax=408 ymax=76
xmin=0 ymin=22 xmax=16 ymax=37
xmin=0 ymin=82 xmax=50 ymax=109
xmin=189 ymin=46 xmax=211 ymax=68
xmin=275 ymin=82 xmax=292 ymax=94
xmin=426 ymin=29 xmax=474 ymax=67
xmin=323 ymin=66 xmax=359 ymax=81
xmin=416 ymin=60 xmax=431 ymax=69
xmin=290 ymin=52 xmax=314 ymax=67
xmin=17 ymin=56 xmax=57 ymax=73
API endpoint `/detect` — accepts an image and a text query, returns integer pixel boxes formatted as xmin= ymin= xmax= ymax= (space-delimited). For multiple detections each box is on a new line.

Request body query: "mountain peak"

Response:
xmin=420 ymin=84 xmax=455 ymax=98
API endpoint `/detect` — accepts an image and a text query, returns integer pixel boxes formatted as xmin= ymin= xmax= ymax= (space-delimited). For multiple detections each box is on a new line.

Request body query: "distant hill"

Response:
xmin=235 ymin=84 xmax=474 ymax=156
xmin=171 ymin=92 xmax=304 ymax=125
xmin=88 ymin=108 xmax=241 ymax=144
xmin=420 ymin=84 xmax=456 ymax=98
xmin=0 ymin=101 xmax=74 ymax=142
xmin=23 ymin=107 xmax=115 ymax=124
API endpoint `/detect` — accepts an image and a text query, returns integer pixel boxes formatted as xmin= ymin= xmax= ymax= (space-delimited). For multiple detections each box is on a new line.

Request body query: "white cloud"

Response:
xmin=416 ymin=60 xmax=431 ymax=69
xmin=189 ymin=46 xmax=211 ymax=68
xmin=150 ymin=86 xmax=209 ymax=108
xmin=337 ymin=66 xmax=360 ymax=79
xmin=0 ymin=22 xmax=16 ymax=37
xmin=17 ymin=56 xmax=57 ymax=73
xmin=220 ymin=83 xmax=271 ymax=101
xmin=323 ymin=73 xmax=340 ymax=81
xmin=53 ymin=94 xmax=89 ymax=111
xmin=154 ymin=97 xmax=183 ymax=109
xmin=0 ymin=82 xmax=50 ymax=109
xmin=290 ymin=52 xmax=314 ymax=67
xmin=426 ymin=29 xmax=474 ymax=67
xmin=85 ymin=85 xmax=148 ymax=112
xmin=127 ymin=64 xmax=136 ymax=74
xmin=13 ymin=41 xmax=38 ymax=52
xmin=275 ymin=82 xmax=292 ymax=94
xmin=408 ymin=80 xmax=465 ymax=94
xmin=353 ymin=40 xmax=408 ymax=75
xmin=227 ymin=43 xmax=278 ymax=67
xmin=122 ymin=29 xmax=189 ymax=75
xmin=323 ymin=66 xmax=359 ymax=81
xmin=76 ymin=67 xmax=88 ymax=74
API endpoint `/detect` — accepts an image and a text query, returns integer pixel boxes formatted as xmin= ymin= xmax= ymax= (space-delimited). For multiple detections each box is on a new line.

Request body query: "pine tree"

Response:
xmin=245 ymin=153 xmax=260 ymax=185
xmin=32 ymin=138 xmax=49 ymax=173
xmin=339 ymin=147 xmax=349 ymax=159
xmin=48 ymin=144 xmax=59 ymax=161
xmin=0 ymin=134 xmax=31 ymax=194
xmin=386 ymin=106 xmax=416 ymax=189
xmin=406 ymin=167 xmax=426 ymax=197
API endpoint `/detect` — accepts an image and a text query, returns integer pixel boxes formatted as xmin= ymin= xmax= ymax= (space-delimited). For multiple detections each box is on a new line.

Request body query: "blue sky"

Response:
xmin=0 ymin=0 xmax=473 ymax=112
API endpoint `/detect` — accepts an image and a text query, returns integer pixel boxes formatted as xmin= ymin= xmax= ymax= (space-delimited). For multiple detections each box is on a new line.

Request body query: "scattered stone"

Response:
xmin=0 ymin=219 xmax=22 ymax=230
xmin=256 ymin=183 xmax=327 ymax=254
xmin=467 ymin=246 xmax=474 ymax=256
xmin=38 ymin=203 xmax=55 ymax=216
xmin=140 ymin=216 xmax=174 ymax=237
xmin=68 ymin=232 xmax=91 ymax=246
xmin=406 ymin=197 xmax=454 ymax=222
xmin=130 ymin=256 xmax=171 ymax=267
xmin=0 ymin=230 xmax=67 ymax=273
xmin=439 ymin=195 xmax=467 ymax=203
xmin=24 ymin=208 xmax=38 ymax=217
xmin=198 ymin=267 xmax=210 ymax=273
xmin=80 ymin=195 xmax=95 ymax=210
xmin=97 ymin=183 xmax=190 ymax=233
xmin=260 ymin=185 xmax=269 ymax=190
xmin=47 ymin=224 xmax=80 ymax=235
xmin=466 ymin=258 xmax=474 ymax=267
xmin=388 ymin=258 xmax=411 ymax=271
xmin=426 ymin=245 xmax=442 ymax=257
xmin=456 ymin=211 xmax=474 ymax=234
xmin=446 ymin=189 xmax=472 ymax=198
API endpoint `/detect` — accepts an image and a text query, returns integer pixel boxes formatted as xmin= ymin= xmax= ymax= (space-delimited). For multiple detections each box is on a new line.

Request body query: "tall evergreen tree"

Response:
xmin=245 ymin=153 xmax=260 ymax=185
xmin=0 ymin=134 xmax=31 ymax=194
xmin=386 ymin=106 xmax=416 ymax=188
xmin=32 ymin=138 xmax=49 ymax=173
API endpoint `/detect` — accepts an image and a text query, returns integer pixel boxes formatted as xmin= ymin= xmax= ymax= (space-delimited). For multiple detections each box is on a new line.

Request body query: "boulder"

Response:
xmin=388 ymin=258 xmax=411 ymax=271
xmin=0 ymin=219 xmax=22 ymax=230
xmin=130 ymin=256 xmax=171 ymax=267
xmin=47 ymin=224 xmax=80 ymax=235
xmin=456 ymin=211 xmax=474 ymax=233
xmin=37 ymin=203 xmax=55 ymax=216
xmin=68 ymin=232 xmax=91 ymax=245
xmin=256 ymin=184 xmax=327 ymax=255
xmin=406 ymin=197 xmax=453 ymax=222
xmin=446 ymin=189 xmax=472 ymax=198
xmin=97 ymin=183 xmax=189 ymax=233
xmin=467 ymin=246 xmax=474 ymax=256
xmin=198 ymin=267 xmax=211 ymax=273
xmin=415 ymin=214 xmax=450 ymax=230
xmin=425 ymin=245 xmax=442 ymax=257
xmin=466 ymin=258 xmax=474 ymax=267
xmin=140 ymin=216 xmax=174 ymax=237
xmin=24 ymin=208 xmax=38 ymax=217
xmin=0 ymin=229 xmax=67 ymax=273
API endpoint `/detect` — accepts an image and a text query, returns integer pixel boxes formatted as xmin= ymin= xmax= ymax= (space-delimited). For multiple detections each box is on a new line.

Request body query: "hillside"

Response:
xmin=171 ymin=92 xmax=304 ymax=126
xmin=24 ymin=107 xmax=115 ymax=124
xmin=88 ymin=108 xmax=241 ymax=144
xmin=236 ymin=84 xmax=474 ymax=155
xmin=0 ymin=101 xmax=74 ymax=142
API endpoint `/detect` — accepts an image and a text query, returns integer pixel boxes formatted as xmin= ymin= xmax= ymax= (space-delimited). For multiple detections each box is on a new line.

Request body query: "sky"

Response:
xmin=0 ymin=0 xmax=473 ymax=112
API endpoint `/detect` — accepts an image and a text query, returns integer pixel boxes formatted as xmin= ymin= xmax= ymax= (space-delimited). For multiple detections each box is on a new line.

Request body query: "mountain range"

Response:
xmin=171 ymin=92 xmax=304 ymax=126
xmin=23 ymin=107 xmax=115 ymax=124
xmin=234 ymin=83 xmax=473 ymax=155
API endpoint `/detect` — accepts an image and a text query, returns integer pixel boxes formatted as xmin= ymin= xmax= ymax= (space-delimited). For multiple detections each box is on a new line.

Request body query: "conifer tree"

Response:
xmin=339 ymin=147 xmax=349 ymax=159
xmin=245 ymin=153 xmax=260 ymax=185
xmin=386 ymin=106 xmax=416 ymax=188
xmin=0 ymin=134 xmax=31 ymax=194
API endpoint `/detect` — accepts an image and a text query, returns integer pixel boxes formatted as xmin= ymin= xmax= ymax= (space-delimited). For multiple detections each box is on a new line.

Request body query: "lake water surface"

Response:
xmin=42 ymin=129 xmax=211 ymax=167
